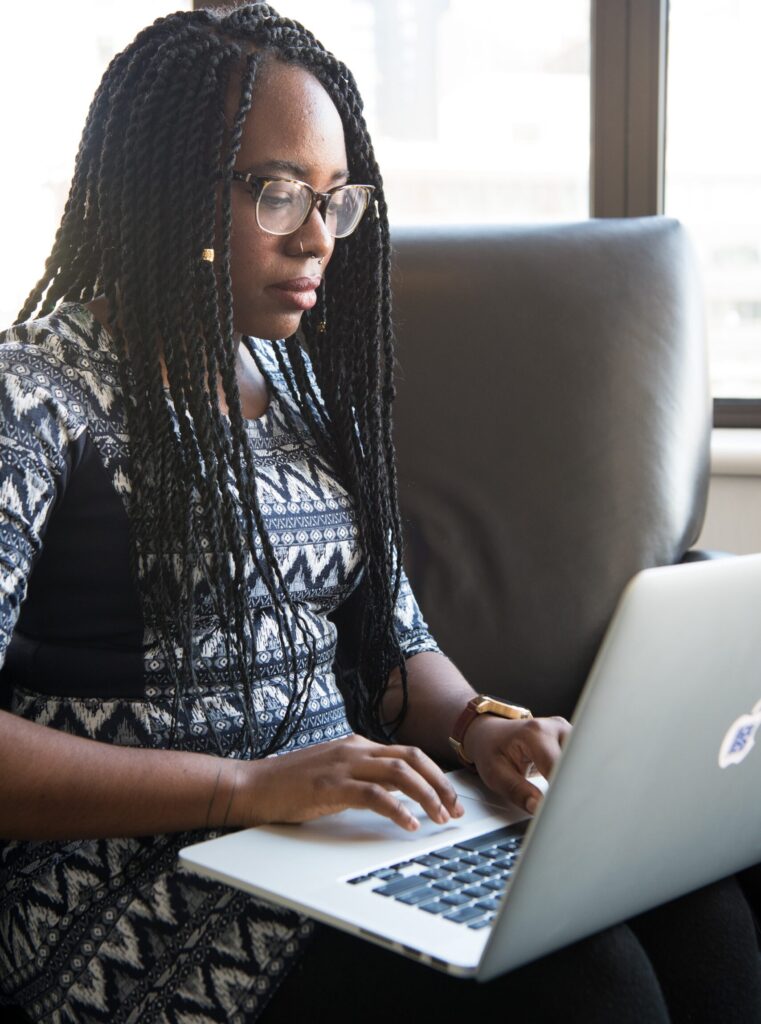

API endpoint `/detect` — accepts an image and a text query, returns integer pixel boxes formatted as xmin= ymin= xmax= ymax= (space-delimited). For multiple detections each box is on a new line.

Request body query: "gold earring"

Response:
xmin=201 ymin=248 xmax=214 ymax=262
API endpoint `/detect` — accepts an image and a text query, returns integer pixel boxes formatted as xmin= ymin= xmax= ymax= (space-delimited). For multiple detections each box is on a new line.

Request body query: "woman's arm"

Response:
xmin=0 ymin=708 xmax=463 ymax=841
xmin=383 ymin=650 xmax=571 ymax=814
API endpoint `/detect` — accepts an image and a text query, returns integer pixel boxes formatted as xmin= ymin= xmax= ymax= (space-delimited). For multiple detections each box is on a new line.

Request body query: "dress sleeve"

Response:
xmin=0 ymin=340 xmax=84 ymax=667
xmin=394 ymin=567 xmax=442 ymax=659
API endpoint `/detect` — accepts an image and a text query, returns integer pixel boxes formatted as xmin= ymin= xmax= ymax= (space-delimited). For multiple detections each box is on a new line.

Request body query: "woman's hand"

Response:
xmin=462 ymin=714 xmax=571 ymax=816
xmin=230 ymin=734 xmax=465 ymax=833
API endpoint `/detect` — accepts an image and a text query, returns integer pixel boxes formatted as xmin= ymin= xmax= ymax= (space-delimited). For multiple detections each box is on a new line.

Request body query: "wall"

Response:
xmin=696 ymin=429 xmax=761 ymax=555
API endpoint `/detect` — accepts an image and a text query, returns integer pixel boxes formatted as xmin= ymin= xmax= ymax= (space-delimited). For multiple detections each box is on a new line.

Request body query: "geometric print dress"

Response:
xmin=0 ymin=304 xmax=440 ymax=1023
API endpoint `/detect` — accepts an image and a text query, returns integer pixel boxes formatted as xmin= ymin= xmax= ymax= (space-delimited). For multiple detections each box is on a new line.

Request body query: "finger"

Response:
xmin=482 ymin=759 xmax=545 ymax=816
xmin=373 ymin=744 xmax=464 ymax=817
xmin=342 ymin=780 xmax=421 ymax=832
xmin=551 ymin=716 xmax=573 ymax=746
xmin=357 ymin=756 xmax=452 ymax=825
xmin=512 ymin=722 xmax=565 ymax=780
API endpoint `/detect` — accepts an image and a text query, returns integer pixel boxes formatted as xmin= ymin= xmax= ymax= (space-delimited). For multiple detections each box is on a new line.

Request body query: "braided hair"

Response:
xmin=15 ymin=3 xmax=408 ymax=756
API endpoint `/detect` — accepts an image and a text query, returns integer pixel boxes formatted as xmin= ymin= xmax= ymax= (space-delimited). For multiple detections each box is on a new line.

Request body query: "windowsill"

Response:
xmin=711 ymin=428 xmax=761 ymax=477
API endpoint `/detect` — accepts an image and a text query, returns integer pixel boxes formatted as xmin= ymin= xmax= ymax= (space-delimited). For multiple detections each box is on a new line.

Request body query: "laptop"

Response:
xmin=179 ymin=555 xmax=761 ymax=981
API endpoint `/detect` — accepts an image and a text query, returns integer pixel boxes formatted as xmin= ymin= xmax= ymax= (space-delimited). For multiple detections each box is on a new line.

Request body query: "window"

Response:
xmin=3 ymin=1 xmax=760 ymax=415
xmin=0 ymin=1 xmax=191 ymax=329
xmin=665 ymin=0 xmax=761 ymax=400
xmin=277 ymin=0 xmax=591 ymax=226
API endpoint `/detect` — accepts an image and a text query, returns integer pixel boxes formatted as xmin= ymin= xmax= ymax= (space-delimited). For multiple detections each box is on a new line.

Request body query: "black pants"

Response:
xmin=265 ymin=877 xmax=761 ymax=1024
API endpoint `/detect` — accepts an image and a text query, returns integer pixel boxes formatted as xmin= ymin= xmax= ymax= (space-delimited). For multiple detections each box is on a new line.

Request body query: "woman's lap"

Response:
xmin=264 ymin=877 xmax=761 ymax=1024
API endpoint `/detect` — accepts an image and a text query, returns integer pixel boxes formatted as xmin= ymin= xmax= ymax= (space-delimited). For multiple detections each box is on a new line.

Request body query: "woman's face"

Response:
xmin=227 ymin=60 xmax=349 ymax=341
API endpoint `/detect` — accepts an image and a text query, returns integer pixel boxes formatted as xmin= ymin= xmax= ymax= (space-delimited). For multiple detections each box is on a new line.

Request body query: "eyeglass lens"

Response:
xmin=256 ymin=180 xmax=370 ymax=238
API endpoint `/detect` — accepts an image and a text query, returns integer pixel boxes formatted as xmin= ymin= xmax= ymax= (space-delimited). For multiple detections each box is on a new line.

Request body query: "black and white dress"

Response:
xmin=0 ymin=305 xmax=440 ymax=1023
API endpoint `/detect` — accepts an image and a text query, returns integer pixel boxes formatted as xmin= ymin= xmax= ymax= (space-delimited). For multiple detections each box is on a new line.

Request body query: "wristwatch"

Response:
xmin=449 ymin=694 xmax=533 ymax=771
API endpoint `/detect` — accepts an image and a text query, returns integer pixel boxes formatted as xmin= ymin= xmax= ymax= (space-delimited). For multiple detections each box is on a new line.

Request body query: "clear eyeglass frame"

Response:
xmin=231 ymin=171 xmax=375 ymax=238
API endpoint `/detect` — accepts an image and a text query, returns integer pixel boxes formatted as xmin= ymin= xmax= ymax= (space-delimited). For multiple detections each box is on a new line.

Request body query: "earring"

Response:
xmin=315 ymin=256 xmax=324 ymax=266
xmin=300 ymin=241 xmax=304 ymax=254
xmin=201 ymin=248 xmax=214 ymax=262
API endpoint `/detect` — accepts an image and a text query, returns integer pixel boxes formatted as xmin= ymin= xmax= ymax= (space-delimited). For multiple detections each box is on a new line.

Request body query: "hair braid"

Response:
xmin=11 ymin=4 xmax=410 ymax=752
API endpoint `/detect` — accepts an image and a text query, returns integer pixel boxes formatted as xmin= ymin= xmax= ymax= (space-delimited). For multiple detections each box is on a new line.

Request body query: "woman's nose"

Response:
xmin=295 ymin=205 xmax=334 ymax=262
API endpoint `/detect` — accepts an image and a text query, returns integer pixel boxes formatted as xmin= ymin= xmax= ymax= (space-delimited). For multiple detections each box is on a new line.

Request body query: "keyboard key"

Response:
xmin=432 ymin=878 xmax=460 ymax=892
xmin=373 ymin=876 xmax=430 ymax=897
xmin=434 ymin=876 xmax=464 ymax=892
xmin=468 ymin=917 xmax=495 ymax=930
xmin=497 ymin=840 xmax=522 ymax=852
xmin=475 ymin=898 xmax=501 ymax=912
xmin=371 ymin=868 xmax=401 ymax=881
xmin=443 ymin=906 xmax=486 ymax=924
xmin=456 ymin=826 xmax=525 ymax=852
xmin=441 ymin=893 xmax=470 ymax=906
xmin=462 ymin=885 xmax=492 ymax=899
xmin=396 ymin=887 xmax=436 ymax=905
xmin=485 ymin=878 xmax=507 ymax=892
xmin=420 ymin=868 xmax=447 ymax=880
xmin=493 ymin=857 xmax=516 ymax=870
xmin=413 ymin=855 xmax=441 ymax=868
xmin=458 ymin=853 xmax=490 ymax=867
xmin=418 ymin=900 xmax=451 ymax=915
xmin=430 ymin=846 xmax=464 ymax=860
xmin=440 ymin=860 xmax=465 ymax=873
xmin=473 ymin=865 xmax=499 ymax=878
xmin=453 ymin=871 xmax=482 ymax=885
xmin=347 ymin=874 xmax=372 ymax=885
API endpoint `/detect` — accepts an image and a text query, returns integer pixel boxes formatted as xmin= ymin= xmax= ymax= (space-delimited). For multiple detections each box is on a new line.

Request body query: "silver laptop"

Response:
xmin=179 ymin=555 xmax=761 ymax=981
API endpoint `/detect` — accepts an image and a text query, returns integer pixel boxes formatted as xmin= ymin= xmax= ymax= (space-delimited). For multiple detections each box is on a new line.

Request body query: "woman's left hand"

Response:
xmin=461 ymin=714 xmax=571 ymax=816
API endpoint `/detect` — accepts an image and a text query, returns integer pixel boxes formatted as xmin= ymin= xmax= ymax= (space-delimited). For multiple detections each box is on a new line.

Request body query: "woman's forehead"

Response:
xmin=233 ymin=61 xmax=348 ymax=179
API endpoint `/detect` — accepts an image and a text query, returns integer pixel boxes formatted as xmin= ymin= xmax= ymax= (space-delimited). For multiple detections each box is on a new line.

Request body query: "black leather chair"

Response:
xmin=390 ymin=217 xmax=711 ymax=719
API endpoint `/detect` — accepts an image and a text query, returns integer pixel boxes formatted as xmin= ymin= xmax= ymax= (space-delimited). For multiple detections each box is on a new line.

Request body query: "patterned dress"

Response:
xmin=0 ymin=305 xmax=440 ymax=1023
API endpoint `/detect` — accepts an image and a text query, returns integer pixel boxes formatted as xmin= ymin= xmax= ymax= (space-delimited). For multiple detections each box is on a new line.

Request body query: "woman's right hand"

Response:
xmin=230 ymin=734 xmax=465 ymax=832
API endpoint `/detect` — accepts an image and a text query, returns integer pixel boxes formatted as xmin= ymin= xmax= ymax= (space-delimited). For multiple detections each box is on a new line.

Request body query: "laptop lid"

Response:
xmin=478 ymin=554 xmax=761 ymax=979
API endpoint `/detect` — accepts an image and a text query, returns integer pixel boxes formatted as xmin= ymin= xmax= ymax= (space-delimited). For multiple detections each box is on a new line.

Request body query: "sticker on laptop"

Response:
xmin=718 ymin=698 xmax=761 ymax=769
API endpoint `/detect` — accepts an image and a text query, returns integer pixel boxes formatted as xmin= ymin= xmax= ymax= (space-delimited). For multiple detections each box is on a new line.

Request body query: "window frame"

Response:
xmin=591 ymin=0 xmax=758 ymax=427
xmin=194 ymin=0 xmax=760 ymax=424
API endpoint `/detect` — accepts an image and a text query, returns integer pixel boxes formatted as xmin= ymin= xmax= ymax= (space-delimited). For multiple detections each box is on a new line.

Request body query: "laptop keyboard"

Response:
xmin=346 ymin=823 xmax=526 ymax=930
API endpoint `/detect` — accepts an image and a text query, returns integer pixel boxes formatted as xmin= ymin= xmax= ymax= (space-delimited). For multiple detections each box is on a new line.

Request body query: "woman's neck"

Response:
xmin=84 ymin=296 xmax=270 ymax=421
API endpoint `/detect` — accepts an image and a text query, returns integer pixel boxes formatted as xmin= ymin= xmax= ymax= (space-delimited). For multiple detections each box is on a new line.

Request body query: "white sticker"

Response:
xmin=718 ymin=703 xmax=761 ymax=769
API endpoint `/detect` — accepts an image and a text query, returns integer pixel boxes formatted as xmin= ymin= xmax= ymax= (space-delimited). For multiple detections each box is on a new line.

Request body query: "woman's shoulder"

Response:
xmin=0 ymin=303 xmax=122 ymax=426
xmin=0 ymin=302 xmax=116 ymax=367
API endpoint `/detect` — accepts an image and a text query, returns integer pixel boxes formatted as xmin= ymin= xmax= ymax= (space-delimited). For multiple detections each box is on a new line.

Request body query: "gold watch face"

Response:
xmin=475 ymin=695 xmax=532 ymax=719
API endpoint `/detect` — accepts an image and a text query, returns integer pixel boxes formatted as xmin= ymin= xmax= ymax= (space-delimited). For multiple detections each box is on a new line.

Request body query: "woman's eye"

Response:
xmin=260 ymin=190 xmax=294 ymax=209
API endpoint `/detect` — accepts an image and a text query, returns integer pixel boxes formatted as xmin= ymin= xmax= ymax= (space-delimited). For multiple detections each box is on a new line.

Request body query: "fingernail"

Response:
xmin=526 ymin=797 xmax=538 ymax=815
xmin=406 ymin=815 xmax=420 ymax=831
xmin=438 ymin=804 xmax=450 ymax=824
xmin=453 ymin=799 xmax=465 ymax=817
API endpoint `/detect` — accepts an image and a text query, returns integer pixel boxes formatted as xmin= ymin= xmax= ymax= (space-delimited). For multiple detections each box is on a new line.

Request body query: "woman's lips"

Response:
xmin=268 ymin=276 xmax=322 ymax=311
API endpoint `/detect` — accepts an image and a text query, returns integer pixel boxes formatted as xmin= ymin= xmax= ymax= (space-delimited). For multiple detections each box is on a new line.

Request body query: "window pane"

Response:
xmin=665 ymin=0 xmax=761 ymax=398
xmin=278 ymin=0 xmax=591 ymax=226
xmin=0 ymin=1 xmax=191 ymax=329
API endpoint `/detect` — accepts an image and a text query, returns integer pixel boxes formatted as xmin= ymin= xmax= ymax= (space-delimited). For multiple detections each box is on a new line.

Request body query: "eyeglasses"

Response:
xmin=232 ymin=172 xmax=375 ymax=238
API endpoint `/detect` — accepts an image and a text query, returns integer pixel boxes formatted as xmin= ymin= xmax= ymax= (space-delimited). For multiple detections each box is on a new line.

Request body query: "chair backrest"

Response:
xmin=391 ymin=217 xmax=711 ymax=719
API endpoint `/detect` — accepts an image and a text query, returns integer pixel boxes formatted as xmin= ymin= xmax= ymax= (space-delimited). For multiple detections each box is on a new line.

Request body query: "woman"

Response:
xmin=0 ymin=6 xmax=758 ymax=1022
